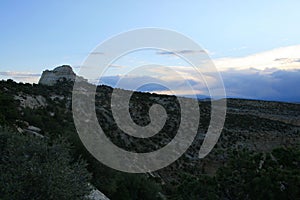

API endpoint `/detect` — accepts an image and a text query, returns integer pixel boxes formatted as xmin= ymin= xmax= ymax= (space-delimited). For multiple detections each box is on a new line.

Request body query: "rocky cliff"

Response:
xmin=38 ymin=65 xmax=86 ymax=86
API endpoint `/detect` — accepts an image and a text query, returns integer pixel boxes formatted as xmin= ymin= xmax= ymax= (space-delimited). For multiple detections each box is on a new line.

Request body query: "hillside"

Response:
xmin=0 ymin=69 xmax=299 ymax=199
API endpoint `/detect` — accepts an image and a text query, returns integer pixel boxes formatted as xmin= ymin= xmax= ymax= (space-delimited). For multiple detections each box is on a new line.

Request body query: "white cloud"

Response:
xmin=156 ymin=49 xmax=204 ymax=55
xmin=0 ymin=71 xmax=41 ymax=83
xmin=213 ymin=45 xmax=300 ymax=71
xmin=2 ymin=45 xmax=300 ymax=102
xmin=150 ymin=89 xmax=204 ymax=96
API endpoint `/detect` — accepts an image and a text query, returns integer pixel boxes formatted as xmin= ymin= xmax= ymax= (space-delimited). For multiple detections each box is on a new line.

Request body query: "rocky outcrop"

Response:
xmin=15 ymin=121 xmax=44 ymax=138
xmin=14 ymin=94 xmax=47 ymax=109
xmin=88 ymin=187 xmax=110 ymax=200
xmin=38 ymin=65 xmax=86 ymax=86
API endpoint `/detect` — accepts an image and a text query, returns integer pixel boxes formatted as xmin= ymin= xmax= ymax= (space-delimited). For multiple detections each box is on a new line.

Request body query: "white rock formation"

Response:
xmin=38 ymin=65 xmax=86 ymax=86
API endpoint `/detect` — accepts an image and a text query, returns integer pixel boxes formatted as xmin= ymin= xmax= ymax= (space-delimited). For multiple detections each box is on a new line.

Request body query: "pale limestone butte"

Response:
xmin=38 ymin=65 xmax=86 ymax=86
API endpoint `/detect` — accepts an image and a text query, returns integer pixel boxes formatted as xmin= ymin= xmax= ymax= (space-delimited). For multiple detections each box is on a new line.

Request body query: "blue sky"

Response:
xmin=1 ymin=1 xmax=300 ymax=101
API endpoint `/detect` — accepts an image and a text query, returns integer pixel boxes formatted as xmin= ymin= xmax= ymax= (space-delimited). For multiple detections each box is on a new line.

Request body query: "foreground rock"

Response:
xmin=88 ymin=188 xmax=110 ymax=200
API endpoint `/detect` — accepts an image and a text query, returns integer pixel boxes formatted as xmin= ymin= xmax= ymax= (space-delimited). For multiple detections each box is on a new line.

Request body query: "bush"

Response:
xmin=0 ymin=128 xmax=92 ymax=200
xmin=0 ymin=92 xmax=19 ymax=123
xmin=87 ymin=158 xmax=162 ymax=200
xmin=110 ymin=173 xmax=162 ymax=200
xmin=173 ymin=147 xmax=300 ymax=200
xmin=174 ymin=174 xmax=218 ymax=200
xmin=216 ymin=148 xmax=300 ymax=199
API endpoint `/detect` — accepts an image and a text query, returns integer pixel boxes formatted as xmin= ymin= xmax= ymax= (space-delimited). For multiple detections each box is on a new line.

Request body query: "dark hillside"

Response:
xmin=0 ymin=79 xmax=299 ymax=200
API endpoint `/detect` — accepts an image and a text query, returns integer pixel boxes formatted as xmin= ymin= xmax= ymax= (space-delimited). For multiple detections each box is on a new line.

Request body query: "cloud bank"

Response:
xmin=99 ymin=45 xmax=300 ymax=102
xmin=99 ymin=68 xmax=300 ymax=102
xmin=221 ymin=69 xmax=300 ymax=102
xmin=214 ymin=44 xmax=300 ymax=71
xmin=0 ymin=71 xmax=40 ymax=83
xmin=2 ymin=45 xmax=300 ymax=102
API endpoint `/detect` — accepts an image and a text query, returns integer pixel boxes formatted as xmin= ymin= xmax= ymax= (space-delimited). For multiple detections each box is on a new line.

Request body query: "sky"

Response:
xmin=1 ymin=1 xmax=300 ymax=102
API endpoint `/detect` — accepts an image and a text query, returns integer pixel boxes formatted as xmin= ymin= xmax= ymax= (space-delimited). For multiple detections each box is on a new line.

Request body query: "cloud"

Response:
xmin=2 ymin=45 xmax=300 ymax=102
xmin=108 ymin=64 xmax=127 ymax=69
xmin=99 ymin=66 xmax=300 ymax=102
xmin=0 ymin=71 xmax=41 ymax=83
xmin=77 ymin=45 xmax=300 ymax=102
xmin=99 ymin=70 xmax=210 ymax=97
xmin=273 ymin=58 xmax=300 ymax=63
xmin=220 ymin=69 xmax=300 ymax=102
xmin=156 ymin=49 xmax=207 ymax=55
xmin=214 ymin=45 xmax=300 ymax=71
xmin=150 ymin=89 xmax=205 ymax=97
xmin=229 ymin=46 xmax=248 ymax=52
xmin=0 ymin=71 xmax=40 ymax=77
xmin=100 ymin=75 xmax=169 ymax=91
xmin=89 ymin=52 xmax=105 ymax=55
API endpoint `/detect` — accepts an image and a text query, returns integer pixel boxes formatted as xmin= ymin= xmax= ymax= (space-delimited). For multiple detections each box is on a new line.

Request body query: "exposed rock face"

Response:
xmin=14 ymin=94 xmax=47 ymax=109
xmin=88 ymin=188 xmax=110 ymax=200
xmin=38 ymin=65 xmax=86 ymax=86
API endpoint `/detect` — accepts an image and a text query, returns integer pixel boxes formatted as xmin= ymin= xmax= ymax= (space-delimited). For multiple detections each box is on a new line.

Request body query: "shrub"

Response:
xmin=0 ymin=128 xmax=92 ymax=200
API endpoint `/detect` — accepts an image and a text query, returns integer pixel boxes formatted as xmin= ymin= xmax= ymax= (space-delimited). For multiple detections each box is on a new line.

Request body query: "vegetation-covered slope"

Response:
xmin=0 ymin=79 xmax=299 ymax=199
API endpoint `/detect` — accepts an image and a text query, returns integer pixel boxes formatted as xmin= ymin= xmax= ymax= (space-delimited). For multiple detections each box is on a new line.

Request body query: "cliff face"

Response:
xmin=38 ymin=65 xmax=85 ymax=86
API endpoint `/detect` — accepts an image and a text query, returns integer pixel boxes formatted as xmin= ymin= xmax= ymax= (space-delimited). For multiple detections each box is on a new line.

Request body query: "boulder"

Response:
xmin=27 ymin=125 xmax=41 ymax=132
xmin=87 ymin=184 xmax=110 ymax=200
